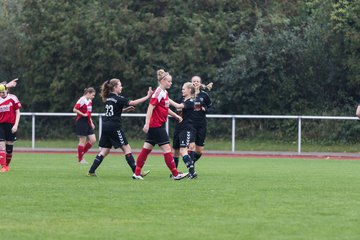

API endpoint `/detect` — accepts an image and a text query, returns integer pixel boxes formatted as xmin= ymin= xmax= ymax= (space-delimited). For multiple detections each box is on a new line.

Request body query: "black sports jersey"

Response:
xmin=192 ymin=91 xmax=213 ymax=125
xmin=102 ymin=93 xmax=129 ymax=128
xmin=175 ymin=97 xmax=195 ymax=131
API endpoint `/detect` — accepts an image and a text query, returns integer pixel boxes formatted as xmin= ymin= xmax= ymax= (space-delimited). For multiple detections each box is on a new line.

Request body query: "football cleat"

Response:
xmin=141 ymin=170 xmax=150 ymax=177
xmin=79 ymin=159 xmax=88 ymax=164
xmin=188 ymin=172 xmax=198 ymax=179
xmin=173 ymin=172 xmax=189 ymax=180
xmin=87 ymin=172 xmax=97 ymax=177
xmin=132 ymin=174 xmax=144 ymax=180
xmin=0 ymin=165 xmax=9 ymax=172
xmin=169 ymin=171 xmax=183 ymax=179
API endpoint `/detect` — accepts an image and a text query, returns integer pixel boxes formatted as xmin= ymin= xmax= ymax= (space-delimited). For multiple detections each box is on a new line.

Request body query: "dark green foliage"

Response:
xmin=216 ymin=1 xmax=358 ymax=116
xmin=1 ymin=0 xmax=359 ymax=143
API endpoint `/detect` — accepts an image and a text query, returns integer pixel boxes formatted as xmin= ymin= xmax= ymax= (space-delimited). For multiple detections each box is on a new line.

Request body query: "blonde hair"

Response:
xmin=183 ymin=82 xmax=195 ymax=98
xmin=201 ymin=82 xmax=213 ymax=91
xmin=0 ymin=84 xmax=7 ymax=92
xmin=100 ymin=78 xmax=120 ymax=102
xmin=157 ymin=69 xmax=170 ymax=81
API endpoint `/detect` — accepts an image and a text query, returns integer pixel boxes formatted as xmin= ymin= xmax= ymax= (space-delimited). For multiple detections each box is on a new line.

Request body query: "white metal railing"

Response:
xmin=19 ymin=112 xmax=359 ymax=153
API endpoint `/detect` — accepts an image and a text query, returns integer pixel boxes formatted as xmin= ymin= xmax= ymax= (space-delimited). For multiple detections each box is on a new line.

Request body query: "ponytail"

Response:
xmin=100 ymin=78 xmax=120 ymax=102
xmin=201 ymin=82 xmax=213 ymax=91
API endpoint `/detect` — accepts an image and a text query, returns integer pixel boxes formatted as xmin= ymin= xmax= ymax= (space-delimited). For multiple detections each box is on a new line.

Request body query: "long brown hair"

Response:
xmin=100 ymin=78 xmax=120 ymax=102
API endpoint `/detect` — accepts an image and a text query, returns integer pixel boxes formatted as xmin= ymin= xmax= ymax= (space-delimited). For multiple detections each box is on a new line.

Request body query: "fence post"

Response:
xmin=297 ymin=117 xmax=302 ymax=154
xmin=166 ymin=117 xmax=169 ymax=134
xmin=32 ymin=113 xmax=35 ymax=150
xmin=232 ymin=116 xmax=236 ymax=152
xmin=98 ymin=114 xmax=102 ymax=138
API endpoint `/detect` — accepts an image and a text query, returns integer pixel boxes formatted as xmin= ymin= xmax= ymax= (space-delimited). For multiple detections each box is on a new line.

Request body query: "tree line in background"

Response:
xmin=1 ymin=0 xmax=360 ymax=142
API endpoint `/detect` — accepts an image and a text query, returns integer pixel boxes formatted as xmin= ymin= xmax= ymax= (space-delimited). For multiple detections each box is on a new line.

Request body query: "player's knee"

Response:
xmin=189 ymin=143 xmax=195 ymax=151
xmin=0 ymin=142 xmax=5 ymax=151
xmin=89 ymin=135 xmax=96 ymax=144
xmin=122 ymin=144 xmax=132 ymax=154
xmin=173 ymin=148 xmax=180 ymax=157
xmin=196 ymin=147 xmax=204 ymax=154
xmin=179 ymin=148 xmax=188 ymax=157
xmin=161 ymin=144 xmax=172 ymax=153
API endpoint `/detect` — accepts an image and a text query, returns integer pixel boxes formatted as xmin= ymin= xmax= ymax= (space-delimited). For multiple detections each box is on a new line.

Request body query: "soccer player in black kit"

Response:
xmin=191 ymin=76 xmax=213 ymax=164
xmin=87 ymin=78 xmax=152 ymax=177
xmin=170 ymin=82 xmax=197 ymax=179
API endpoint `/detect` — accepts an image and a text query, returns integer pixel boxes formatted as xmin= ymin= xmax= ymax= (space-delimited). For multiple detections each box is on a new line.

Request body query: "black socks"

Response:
xmin=182 ymin=155 xmax=195 ymax=175
xmin=89 ymin=154 xmax=104 ymax=173
xmin=173 ymin=157 xmax=179 ymax=168
xmin=194 ymin=152 xmax=202 ymax=163
xmin=125 ymin=153 xmax=136 ymax=173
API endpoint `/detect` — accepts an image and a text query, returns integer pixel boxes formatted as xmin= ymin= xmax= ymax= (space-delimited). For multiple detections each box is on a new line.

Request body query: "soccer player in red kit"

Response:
xmin=0 ymin=84 xmax=21 ymax=172
xmin=73 ymin=87 xmax=96 ymax=164
xmin=132 ymin=69 xmax=189 ymax=180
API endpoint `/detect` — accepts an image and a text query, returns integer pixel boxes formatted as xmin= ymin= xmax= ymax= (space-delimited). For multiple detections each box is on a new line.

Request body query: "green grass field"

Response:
xmin=14 ymin=138 xmax=360 ymax=152
xmin=1 ymin=153 xmax=360 ymax=240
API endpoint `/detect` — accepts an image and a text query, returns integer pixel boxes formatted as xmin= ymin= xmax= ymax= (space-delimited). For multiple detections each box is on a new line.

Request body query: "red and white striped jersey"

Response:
xmin=0 ymin=93 xmax=22 ymax=124
xmin=74 ymin=96 xmax=92 ymax=123
xmin=149 ymin=87 xmax=169 ymax=128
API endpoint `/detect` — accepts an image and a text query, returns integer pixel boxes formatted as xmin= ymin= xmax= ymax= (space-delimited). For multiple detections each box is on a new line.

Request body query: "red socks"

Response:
xmin=83 ymin=142 xmax=92 ymax=154
xmin=164 ymin=152 xmax=178 ymax=176
xmin=77 ymin=142 xmax=93 ymax=161
xmin=0 ymin=151 xmax=6 ymax=167
xmin=77 ymin=145 xmax=84 ymax=161
xmin=134 ymin=148 xmax=152 ymax=175
xmin=134 ymin=149 xmax=179 ymax=177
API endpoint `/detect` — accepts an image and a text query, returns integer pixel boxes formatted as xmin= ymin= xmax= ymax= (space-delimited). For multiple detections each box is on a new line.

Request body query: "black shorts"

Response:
xmin=173 ymin=129 xmax=194 ymax=149
xmin=145 ymin=125 xmax=170 ymax=146
xmin=75 ymin=117 xmax=94 ymax=136
xmin=99 ymin=126 xmax=128 ymax=149
xmin=193 ymin=124 xmax=207 ymax=147
xmin=0 ymin=123 xmax=17 ymax=142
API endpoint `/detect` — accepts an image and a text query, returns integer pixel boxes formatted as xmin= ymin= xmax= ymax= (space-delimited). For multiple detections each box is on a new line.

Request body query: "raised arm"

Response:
xmin=6 ymin=78 xmax=18 ymax=89
xmin=129 ymin=87 xmax=153 ymax=106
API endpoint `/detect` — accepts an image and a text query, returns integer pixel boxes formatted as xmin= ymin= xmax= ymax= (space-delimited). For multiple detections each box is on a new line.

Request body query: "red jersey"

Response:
xmin=149 ymin=87 xmax=169 ymax=128
xmin=0 ymin=93 xmax=22 ymax=124
xmin=74 ymin=96 xmax=92 ymax=124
